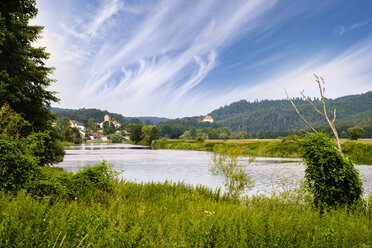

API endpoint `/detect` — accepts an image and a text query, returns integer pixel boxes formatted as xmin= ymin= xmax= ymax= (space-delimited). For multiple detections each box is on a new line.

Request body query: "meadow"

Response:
xmin=1 ymin=178 xmax=371 ymax=247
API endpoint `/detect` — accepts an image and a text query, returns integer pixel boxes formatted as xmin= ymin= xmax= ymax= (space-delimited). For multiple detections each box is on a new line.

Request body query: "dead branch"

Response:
xmin=285 ymin=89 xmax=317 ymax=133
xmin=299 ymin=90 xmax=325 ymax=117
xmin=314 ymin=74 xmax=342 ymax=153
xmin=285 ymin=75 xmax=342 ymax=154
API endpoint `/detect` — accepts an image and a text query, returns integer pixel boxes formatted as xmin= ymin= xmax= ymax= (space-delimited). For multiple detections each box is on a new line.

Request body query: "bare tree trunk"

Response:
xmin=285 ymin=74 xmax=342 ymax=154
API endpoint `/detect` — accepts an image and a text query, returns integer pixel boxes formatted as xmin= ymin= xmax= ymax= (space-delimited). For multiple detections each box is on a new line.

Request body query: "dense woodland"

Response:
xmin=209 ymin=91 xmax=372 ymax=133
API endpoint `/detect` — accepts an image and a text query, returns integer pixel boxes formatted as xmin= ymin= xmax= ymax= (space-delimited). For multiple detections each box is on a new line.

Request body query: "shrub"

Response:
xmin=70 ymin=161 xmax=119 ymax=196
xmin=25 ymin=167 xmax=72 ymax=199
xmin=302 ymin=133 xmax=363 ymax=210
xmin=0 ymin=134 xmax=39 ymax=192
xmin=25 ymin=130 xmax=65 ymax=166
xmin=210 ymin=147 xmax=254 ymax=200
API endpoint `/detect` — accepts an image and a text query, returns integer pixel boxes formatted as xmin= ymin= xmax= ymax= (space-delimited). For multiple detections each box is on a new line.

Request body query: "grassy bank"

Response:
xmin=1 ymin=180 xmax=371 ymax=247
xmin=153 ymin=139 xmax=372 ymax=165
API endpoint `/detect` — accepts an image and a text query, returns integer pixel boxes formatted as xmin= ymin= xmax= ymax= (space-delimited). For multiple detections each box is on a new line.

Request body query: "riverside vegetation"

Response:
xmin=153 ymin=137 xmax=372 ymax=165
xmin=1 ymin=164 xmax=372 ymax=247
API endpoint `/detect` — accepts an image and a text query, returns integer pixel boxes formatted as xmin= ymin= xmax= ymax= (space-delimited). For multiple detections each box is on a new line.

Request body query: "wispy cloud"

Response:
xmin=223 ymin=36 xmax=372 ymax=104
xmin=33 ymin=0 xmax=372 ymax=117
xmin=336 ymin=21 xmax=370 ymax=35
xmin=36 ymin=0 xmax=283 ymax=116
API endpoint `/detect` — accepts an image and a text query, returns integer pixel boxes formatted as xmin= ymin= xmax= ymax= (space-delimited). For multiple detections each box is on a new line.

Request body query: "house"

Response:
xmin=75 ymin=122 xmax=86 ymax=131
xmin=89 ymin=132 xmax=108 ymax=141
xmin=112 ymin=120 xmax=121 ymax=128
xmin=201 ymin=116 xmax=214 ymax=123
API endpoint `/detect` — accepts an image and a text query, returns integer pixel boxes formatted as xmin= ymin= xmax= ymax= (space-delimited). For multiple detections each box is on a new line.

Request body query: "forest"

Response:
xmin=208 ymin=91 xmax=372 ymax=133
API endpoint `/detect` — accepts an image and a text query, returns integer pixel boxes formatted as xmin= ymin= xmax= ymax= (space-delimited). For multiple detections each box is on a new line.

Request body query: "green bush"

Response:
xmin=26 ymin=167 xmax=72 ymax=199
xmin=210 ymin=147 xmax=254 ymax=200
xmin=25 ymin=130 xmax=65 ymax=166
xmin=0 ymin=134 xmax=39 ymax=192
xmin=302 ymin=133 xmax=363 ymax=210
xmin=71 ymin=161 xmax=119 ymax=196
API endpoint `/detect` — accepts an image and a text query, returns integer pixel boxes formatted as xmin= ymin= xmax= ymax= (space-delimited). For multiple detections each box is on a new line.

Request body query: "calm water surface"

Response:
xmin=57 ymin=143 xmax=372 ymax=197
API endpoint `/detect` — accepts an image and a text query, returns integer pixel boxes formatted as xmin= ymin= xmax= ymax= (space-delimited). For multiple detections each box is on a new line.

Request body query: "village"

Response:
xmin=52 ymin=114 xmax=130 ymax=142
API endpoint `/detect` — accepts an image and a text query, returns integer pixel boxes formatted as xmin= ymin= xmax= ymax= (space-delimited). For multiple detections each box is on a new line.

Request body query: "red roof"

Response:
xmin=203 ymin=116 xmax=213 ymax=120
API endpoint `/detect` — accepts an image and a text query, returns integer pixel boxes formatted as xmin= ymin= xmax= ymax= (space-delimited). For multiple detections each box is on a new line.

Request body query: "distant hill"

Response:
xmin=207 ymin=91 xmax=372 ymax=133
xmin=50 ymin=107 xmax=168 ymax=124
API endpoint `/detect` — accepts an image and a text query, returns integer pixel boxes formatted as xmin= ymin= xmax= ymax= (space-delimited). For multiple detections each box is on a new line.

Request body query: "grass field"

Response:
xmin=1 ymin=181 xmax=371 ymax=247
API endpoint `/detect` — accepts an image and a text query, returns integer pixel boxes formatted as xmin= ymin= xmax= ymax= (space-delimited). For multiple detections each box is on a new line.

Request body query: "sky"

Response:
xmin=33 ymin=0 xmax=372 ymax=118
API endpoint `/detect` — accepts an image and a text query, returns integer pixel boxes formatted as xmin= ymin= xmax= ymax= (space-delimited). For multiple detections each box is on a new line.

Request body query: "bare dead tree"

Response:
xmin=285 ymin=74 xmax=342 ymax=154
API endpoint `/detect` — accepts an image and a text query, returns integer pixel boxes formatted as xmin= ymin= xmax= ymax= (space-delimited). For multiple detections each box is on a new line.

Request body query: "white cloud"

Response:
xmin=32 ymin=0 xmax=372 ymax=118
xmin=336 ymin=21 xmax=370 ymax=35
xmin=34 ymin=0 xmax=282 ymax=116
xmin=220 ymin=36 xmax=372 ymax=105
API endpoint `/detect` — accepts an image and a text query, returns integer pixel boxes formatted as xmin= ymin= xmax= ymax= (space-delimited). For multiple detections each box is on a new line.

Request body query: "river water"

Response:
xmin=57 ymin=143 xmax=372 ymax=197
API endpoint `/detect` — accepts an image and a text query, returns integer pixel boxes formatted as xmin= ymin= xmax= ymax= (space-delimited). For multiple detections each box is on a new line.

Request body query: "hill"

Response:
xmin=50 ymin=107 xmax=168 ymax=124
xmin=207 ymin=91 xmax=372 ymax=133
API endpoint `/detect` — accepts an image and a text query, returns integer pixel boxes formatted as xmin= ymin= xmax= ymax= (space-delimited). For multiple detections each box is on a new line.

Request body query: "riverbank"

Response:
xmin=153 ymin=139 xmax=372 ymax=165
xmin=1 ymin=179 xmax=371 ymax=247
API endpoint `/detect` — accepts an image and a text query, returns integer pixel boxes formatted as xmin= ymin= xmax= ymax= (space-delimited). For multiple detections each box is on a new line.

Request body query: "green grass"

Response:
xmin=153 ymin=139 xmax=372 ymax=165
xmin=0 ymin=181 xmax=371 ymax=247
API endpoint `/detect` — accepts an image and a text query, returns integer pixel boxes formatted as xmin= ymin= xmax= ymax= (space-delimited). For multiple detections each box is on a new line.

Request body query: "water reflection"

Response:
xmin=57 ymin=143 xmax=372 ymax=197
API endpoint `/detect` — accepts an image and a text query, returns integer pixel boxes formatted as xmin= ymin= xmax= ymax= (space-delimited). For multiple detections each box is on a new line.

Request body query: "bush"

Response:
xmin=71 ymin=161 xmax=119 ymax=196
xmin=210 ymin=147 xmax=254 ymax=200
xmin=302 ymin=133 xmax=363 ymax=210
xmin=0 ymin=134 xmax=39 ymax=192
xmin=26 ymin=167 xmax=72 ymax=199
xmin=25 ymin=130 xmax=65 ymax=166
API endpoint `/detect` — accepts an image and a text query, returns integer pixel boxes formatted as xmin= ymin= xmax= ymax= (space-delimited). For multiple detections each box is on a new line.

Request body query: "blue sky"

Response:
xmin=33 ymin=0 xmax=372 ymax=118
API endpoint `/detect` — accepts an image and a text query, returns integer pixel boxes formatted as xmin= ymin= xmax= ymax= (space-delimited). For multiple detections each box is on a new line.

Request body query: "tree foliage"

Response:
xmin=0 ymin=0 xmax=58 ymax=132
xmin=347 ymin=126 xmax=365 ymax=140
xmin=210 ymin=147 xmax=254 ymax=200
xmin=0 ymin=133 xmax=39 ymax=192
xmin=130 ymin=124 xmax=143 ymax=144
xmin=302 ymin=133 xmax=363 ymax=210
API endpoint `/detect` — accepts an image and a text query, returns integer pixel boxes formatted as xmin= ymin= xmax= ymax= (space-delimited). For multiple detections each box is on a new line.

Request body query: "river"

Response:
xmin=57 ymin=143 xmax=372 ymax=197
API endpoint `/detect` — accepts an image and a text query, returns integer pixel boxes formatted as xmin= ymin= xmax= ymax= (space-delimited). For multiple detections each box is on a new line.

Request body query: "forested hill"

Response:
xmin=208 ymin=91 xmax=372 ymax=132
xmin=51 ymin=107 xmax=168 ymax=124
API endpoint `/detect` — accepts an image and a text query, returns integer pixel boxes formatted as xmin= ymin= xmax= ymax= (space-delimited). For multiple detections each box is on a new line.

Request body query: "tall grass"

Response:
xmin=1 ymin=181 xmax=371 ymax=247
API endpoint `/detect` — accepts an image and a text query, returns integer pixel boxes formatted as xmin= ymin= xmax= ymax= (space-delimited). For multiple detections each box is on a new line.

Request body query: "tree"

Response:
xmin=286 ymin=75 xmax=363 ymax=209
xmin=149 ymin=126 xmax=160 ymax=142
xmin=348 ymin=126 xmax=365 ymax=140
xmin=110 ymin=133 xmax=122 ymax=143
xmin=130 ymin=124 xmax=143 ymax=143
xmin=0 ymin=0 xmax=58 ymax=133
xmin=210 ymin=147 xmax=254 ymax=200
xmin=257 ymin=129 xmax=265 ymax=139
xmin=140 ymin=125 xmax=160 ymax=145
xmin=103 ymin=121 xmax=115 ymax=135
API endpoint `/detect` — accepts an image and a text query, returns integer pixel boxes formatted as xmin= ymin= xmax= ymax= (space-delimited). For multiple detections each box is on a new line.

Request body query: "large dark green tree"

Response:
xmin=0 ymin=0 xmax=58 ymax=132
